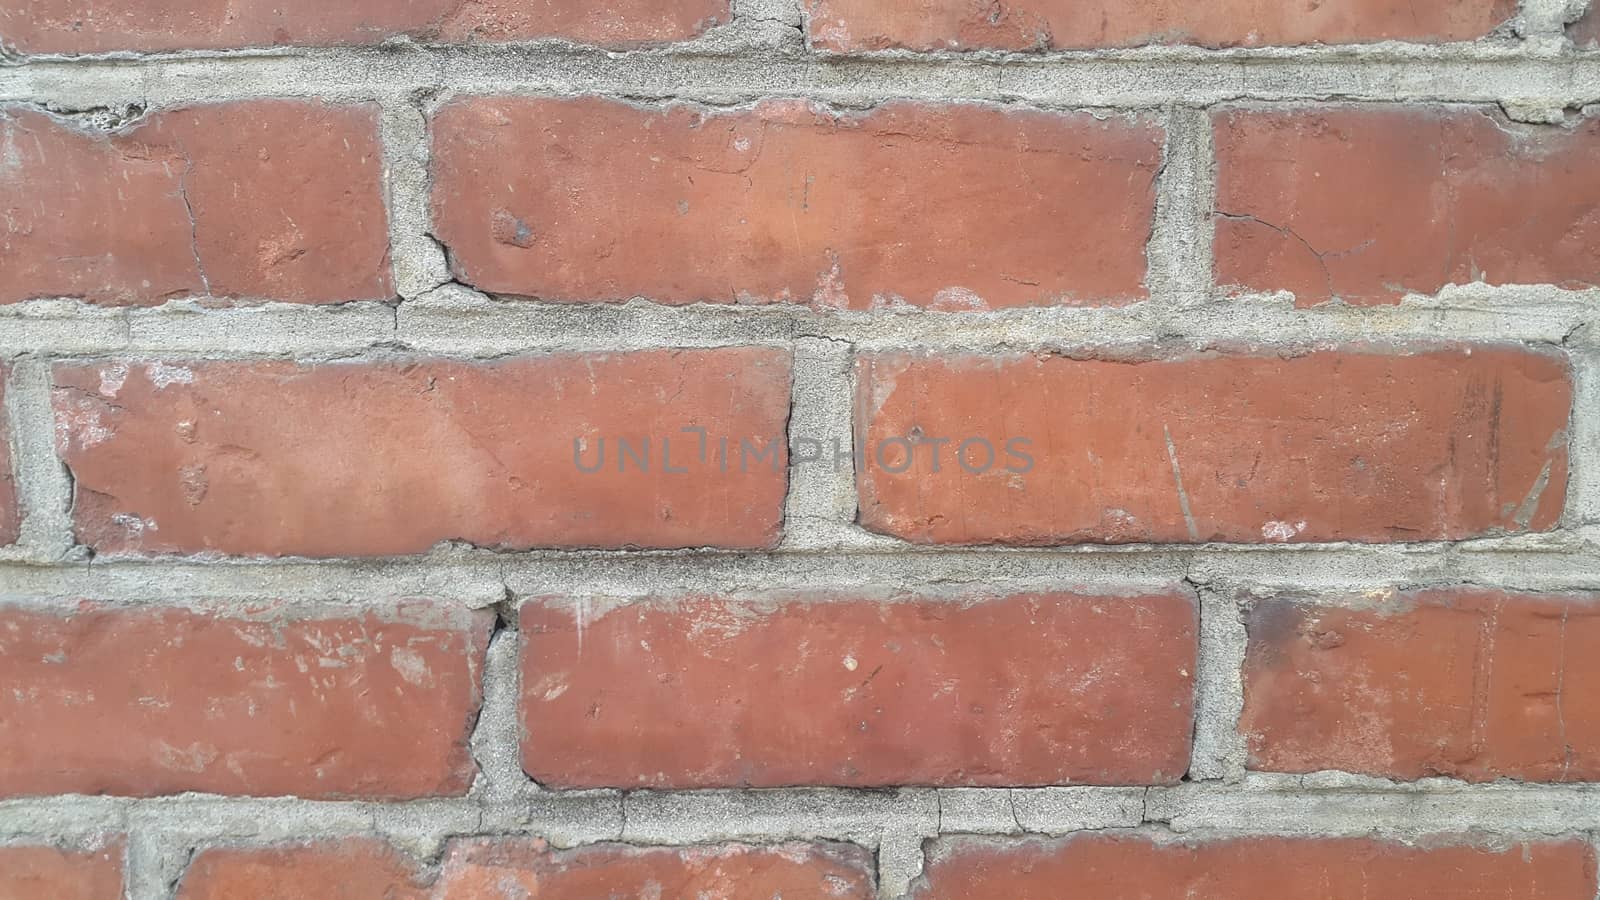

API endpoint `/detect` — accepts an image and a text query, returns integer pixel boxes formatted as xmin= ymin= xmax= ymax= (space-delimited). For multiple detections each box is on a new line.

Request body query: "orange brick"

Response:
xmin=1242 ymin=590 xmax=1600 ymax=781
xmin=914 ymin=835 xmax=1596 ymax=898
xmin=1215 ymin=108 xmax=1600 ymax=306
xmin=805 ymin=0 xmax=1514 ymax=51
xmin=0 ymin=102 xmax=391 ymax=306
xmin=520 ymin=591 xmax=1195 ymax=788
xmin=53 ymin=352 xmax=790 ymax=557
xmin=431 ymin=96 xmax=1161 ymax=308
xmin=0 ymin=602 xmax=489 ymax=798
xmin=856 ymin=347 xmax=1571 ymax=545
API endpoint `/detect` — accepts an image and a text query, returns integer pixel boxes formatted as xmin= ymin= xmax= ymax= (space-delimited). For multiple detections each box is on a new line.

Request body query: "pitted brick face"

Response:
xmin=1241 ymin=590 xmax=1600 ymax=782
xmin=0 ymin=101 xmax=392 ymax=306
xmin=519 ymin=591 xmax=1196 ymax=788
xmin=804 ymin=0 xmax=1515 ymax=51
xmin=51 ymin=351 xmax=791 ymax=557
xmin=177 ymin=839 xmax=876 ymax=898
xmin=0 ymin=844 xmax=124 ymax=900
xmin=1214 ymin=108 xmax=1600 ymax=306
xmin=856 ymin=347 xmax=1572 ymax=545
xmin=1 ymin=0 xmax=729 ymax=53
xmin=913 ymin=835 xmax=1598 ymax=898
xmin=431 ymin=96 xmax=1162 ymax=308
xmin=0 ymin=602 xmax=490 ymax=798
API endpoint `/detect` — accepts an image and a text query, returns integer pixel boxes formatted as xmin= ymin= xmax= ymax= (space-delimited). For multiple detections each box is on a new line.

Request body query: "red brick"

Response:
xmin=856 ymin=346 xmax=1570 ymax=545
xmin=433 ymin=839 xmax=876 ymax=899
xmin=1215 ymin=107 xmax=1600 ymax=306
xmin=431 ymin=96 xmax=1161 ymax=308
xmin=0 ymin=843 xmax=124 ymax=900
xmin=0 ymin=368 xmax=17 ymax=546
xmin=52 ymin=351 xmax=789 ymax=557
xmin=0 ymin=101 xmax=391 ymax=306
xmin=1242 ymin=589 xmax=1600 ymax=782
xmin=177 ymin=838 xmax=874 ymax=899
xmin=176 ymin=840 xmax=426 ymax=899
xmin=805 ymin=0 xmax=1513 ymax=51
xmin=913 ymin=834 xmax=1597 ymax=899
xmin=0 ymin=601 xmax=489 ymax=798
xmin=519 ymin=591 xmax=1195 ymax=788
xmin=1 ymin=0 xmax=727 ymax=54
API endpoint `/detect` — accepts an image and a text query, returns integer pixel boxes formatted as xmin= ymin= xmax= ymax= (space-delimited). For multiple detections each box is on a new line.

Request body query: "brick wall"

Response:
xmin=1 ymin=0 xmax=1599 ymax=897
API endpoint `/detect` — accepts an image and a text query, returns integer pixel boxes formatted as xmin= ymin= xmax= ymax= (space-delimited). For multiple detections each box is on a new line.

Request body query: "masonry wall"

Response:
xmin=2 ymin=0 xmax=1600 ymax=897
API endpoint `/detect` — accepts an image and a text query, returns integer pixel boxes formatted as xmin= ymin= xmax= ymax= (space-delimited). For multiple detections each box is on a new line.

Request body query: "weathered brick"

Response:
xmin=0 ymin=101 xmax=391 ymax=306
xmin=913 ymin=835 xmax=1597 ymax=898
xmin=1242 ymin=590 xmax=1600 ymax=782
xmin=431 ymin=96 xmax=1162 ymax=308
xmin=1571 ymin=9 xmax=1599 ymax=48
xmin=856 ymin=347 xmax=1570 ymax=545
xmin=1215 ymin=107 xmax=1600 ymax=306
xmin=805 ymin=0 xmax=1514 ymax=51
xmin=0 ymin=368 xmax=17 ymax=545
xmin=0 ymin=602 xmax=489 ymax=798
xmin=177 ymin=838 xmax=875 ymax=898
xmin=1 ymin=0 xmax=727 ymax=54
xmin=0 ymin=843 xmax=124 ymax=900
xmin=519 ymin=591 xmax=1195 ymax=788
xmin=52 ymin=351 xmax=790 ymax=557
xmin=176 ymin=840 xmax=425 ymax=899
xmin=433 ymin=839 xmax=876 ymax=899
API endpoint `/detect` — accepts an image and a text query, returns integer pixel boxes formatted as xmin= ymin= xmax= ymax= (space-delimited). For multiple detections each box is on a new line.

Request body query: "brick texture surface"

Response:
xmin=913 ymin=835 xmax=1598 ymax=898
xmin=2 ymin=0 xmax=1597 ymax=885
xmin=806 ymin=0 xmax=1514 ymax=51
xmin=177 ymin=839 xmax=875 ymax=898
xmin=1242 ymin=590 xmax=1600 ymax=781
xmin=52 ymin=352 xmax=791 ymax=557
xmin=520 ymin=591 xmax=1196 ymax=788
xmin=1215 ymin=108 xmax=1600 ymax=306
xmin=0 ymin=602 xmax=490 ymax=798
xmin=0 ymin=844 xmax=124 ymax=900
xmin=432 ymin=96 xmax=1162 ymax=308
xmin=0 ymin=102 xmax=391 ymax=306
xmin=2 ymin=0 xmax=729 ymax=54
xmin=812 ymin=0 xmax=1510 ymax=51
xmin=856 ymin=347 xmax=1572 ymax=545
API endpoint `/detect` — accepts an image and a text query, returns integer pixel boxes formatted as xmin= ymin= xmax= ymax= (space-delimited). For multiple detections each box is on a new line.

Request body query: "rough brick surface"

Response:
xmin=431 ymin=96 xmax=1162 ymax=308
xmin=856 ymin=347 xmax=1571 ymax=545
xmin=433 ymin=839 xmax=876 ymax=898
xmin=1242 ymin=590 xmax=1600 ymax=782
xmin=178 ymin=838 xmax=875 ymax=898
xmin=1 ymin=0 xmax=728 ymax=54
xmin=0 ymin=102 xmax=391 ymax=306
xmin=0 ymin=843 xmax=124 ymax=900
xmin=0 ymin=368 xmax=17 ymax=546
xmin=0 ymin=602 xmax=490 ymax=798
xmin=1215 ymin=108 xmax=1600 ymax=306
xmin=519 ymin=591 xmax=1196 ymax=788
xmin=176 ymin=840 xmax=426 ymax=898
xmin=1572 ymin=9 xmax=1599 ymax=47
xmin=52 ymin=351 xmax=790 ymax=557
xmin=913 ymin=835 xmax=1597 ymax=898
xmin=805 ymin=0 xmax=1514 ymax=51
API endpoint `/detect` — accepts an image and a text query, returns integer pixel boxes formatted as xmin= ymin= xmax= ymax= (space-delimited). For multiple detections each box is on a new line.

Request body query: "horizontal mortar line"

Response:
xmin=2 ymin=45 xmax=1599 ymax=107
xmin=4 ymin=781 xmax=1600 ymax=843
xmin=0 ymin=538 xmax=1597 ymax=602
xmin=1 ymin=289 xmax=1597 ymax=358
